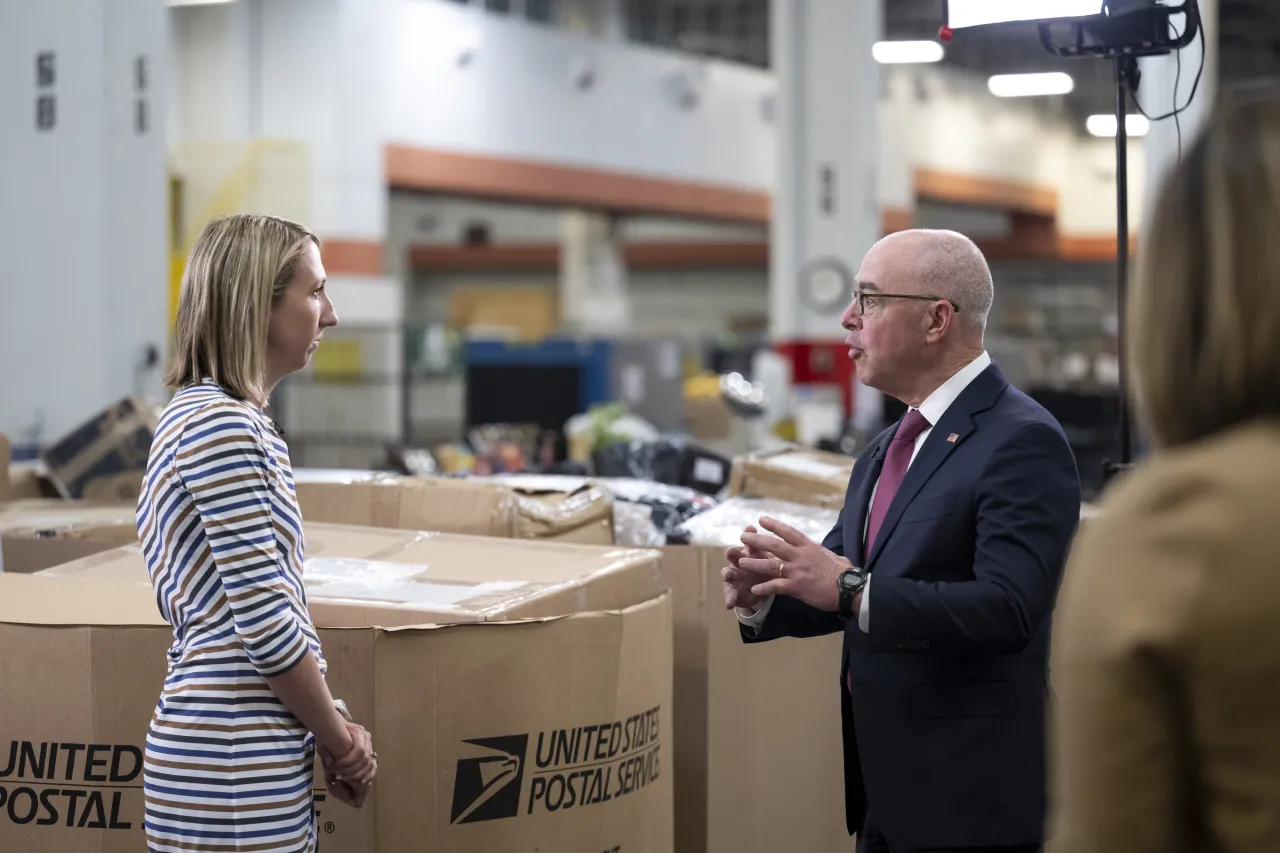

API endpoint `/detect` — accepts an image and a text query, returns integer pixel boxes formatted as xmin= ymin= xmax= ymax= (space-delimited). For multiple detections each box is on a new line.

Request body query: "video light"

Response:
xmin=947 ymin=0 xmax=1106 ymax=29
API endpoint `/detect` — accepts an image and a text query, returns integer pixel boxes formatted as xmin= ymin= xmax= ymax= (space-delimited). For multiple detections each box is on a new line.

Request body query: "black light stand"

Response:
xmin=1110 ymin=55 xmax=1138 ymax=481
xmin=1035 ymin=2 xmax=1201 ymax=486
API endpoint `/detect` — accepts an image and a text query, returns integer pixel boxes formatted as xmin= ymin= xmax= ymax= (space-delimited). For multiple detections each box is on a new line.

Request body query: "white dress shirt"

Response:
xmin=737 ymin=351 xmax=992 ymax=634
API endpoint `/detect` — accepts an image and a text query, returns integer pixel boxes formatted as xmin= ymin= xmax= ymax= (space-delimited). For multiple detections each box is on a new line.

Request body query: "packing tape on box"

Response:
xmin=308 ymin=578 xmax=534 ymax=610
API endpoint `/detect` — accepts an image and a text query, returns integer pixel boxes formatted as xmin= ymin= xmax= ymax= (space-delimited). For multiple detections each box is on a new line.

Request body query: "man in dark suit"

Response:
xmin=723 ymin=229 xmax=1081 ymax=853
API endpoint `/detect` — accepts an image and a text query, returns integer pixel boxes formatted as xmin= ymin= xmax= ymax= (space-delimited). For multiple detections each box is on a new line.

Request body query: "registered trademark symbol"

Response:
xmin=324 ymin=822 xmax=336 ymax=834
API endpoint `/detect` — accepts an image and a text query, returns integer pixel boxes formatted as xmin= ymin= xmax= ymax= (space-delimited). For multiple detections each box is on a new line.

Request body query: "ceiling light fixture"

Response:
xmin=987 ymin=71 xmax=1074 ymax=97
xmin=872 ymin=41 xmax=945 ymax=64
xmin=947 ymin=0 xmax=1104 ymax=29
xmin=1086 ymin=114 xmax=1150 ymax=137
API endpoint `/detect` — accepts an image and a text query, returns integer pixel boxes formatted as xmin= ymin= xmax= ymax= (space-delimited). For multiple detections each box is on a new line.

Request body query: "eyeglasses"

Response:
xmin=851 ymin=290 xmax=960 ymax=316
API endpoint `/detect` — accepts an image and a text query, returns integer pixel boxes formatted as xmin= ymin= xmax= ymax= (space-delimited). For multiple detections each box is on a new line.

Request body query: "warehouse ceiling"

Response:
xmin=619 ymin=0 xmax=1280 ymax=134
xmin=884 ymin=0 xmax=1117 ymax=130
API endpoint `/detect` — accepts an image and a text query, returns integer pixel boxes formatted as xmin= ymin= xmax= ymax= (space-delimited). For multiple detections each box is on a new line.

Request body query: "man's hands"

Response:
xmin=728 ymin=516 xmax=852 ymax=613
xmin=722 ymin=524 xmax=772 ymax=612
xmin=319 ymin=721 xmax=376 ymax=809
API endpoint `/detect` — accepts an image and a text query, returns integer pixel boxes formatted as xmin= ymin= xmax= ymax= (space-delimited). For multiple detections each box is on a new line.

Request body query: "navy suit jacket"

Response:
xmin=743 ymin=363 xmax=1081 ymax=850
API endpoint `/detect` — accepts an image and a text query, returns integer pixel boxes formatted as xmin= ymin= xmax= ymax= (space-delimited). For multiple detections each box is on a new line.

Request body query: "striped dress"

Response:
xmin=136 ymin=380 xmax=324 ymax=853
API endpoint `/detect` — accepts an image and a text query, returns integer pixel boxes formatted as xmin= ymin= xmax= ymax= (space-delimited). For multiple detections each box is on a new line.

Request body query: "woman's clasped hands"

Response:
xmin=320 ymin=721 xmax=377 ymax=808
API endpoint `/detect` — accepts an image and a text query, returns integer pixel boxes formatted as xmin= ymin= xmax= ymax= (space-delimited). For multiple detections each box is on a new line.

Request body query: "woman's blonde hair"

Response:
xmin=1130 ymin=82 xmax=1280 ymax=449
xmin=165 ymin=214 xmax=319 ymax=401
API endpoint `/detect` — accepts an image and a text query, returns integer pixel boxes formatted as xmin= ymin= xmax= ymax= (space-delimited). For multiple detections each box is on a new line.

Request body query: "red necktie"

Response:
xmin=848 ymin=409 xmax=931 ymax=694
xmin=864 ymin=409 xmax=931 ymax=552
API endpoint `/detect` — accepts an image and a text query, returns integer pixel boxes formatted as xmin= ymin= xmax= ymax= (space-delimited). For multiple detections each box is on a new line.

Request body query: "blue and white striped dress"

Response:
xmin=136 ymin=380 xmax=324 ymax=853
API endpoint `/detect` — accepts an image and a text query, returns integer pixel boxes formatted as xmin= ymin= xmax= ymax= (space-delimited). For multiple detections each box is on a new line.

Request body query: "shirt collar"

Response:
xmin=916 ymin=351 xmax=991 ymax=427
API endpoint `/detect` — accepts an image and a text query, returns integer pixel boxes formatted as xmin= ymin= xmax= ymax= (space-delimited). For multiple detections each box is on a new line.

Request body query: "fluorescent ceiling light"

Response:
xmin=987 ymin=72 xmax=1075 ymax=97
xmin=167 ymin=0 xmax=235 ymax=5
xmin=948 ymin=0 xmax=1105 ymax=29
xmin=1086 ymin=114 xmax=1151 ymax=137
xmin=873 ymin=41 xmax=945 ymax=64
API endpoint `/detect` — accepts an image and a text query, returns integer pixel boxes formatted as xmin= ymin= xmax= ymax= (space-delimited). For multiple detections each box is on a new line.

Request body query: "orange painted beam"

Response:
xmin=386 ymin=145 xmax=771 ymax=224
xmin=320 ymin=239 xmax=384 ymax=275
xmin=409 ymin=241 xmax=771 ymax=273
xmin=914 ymin=167 xmax=1058 ymax=218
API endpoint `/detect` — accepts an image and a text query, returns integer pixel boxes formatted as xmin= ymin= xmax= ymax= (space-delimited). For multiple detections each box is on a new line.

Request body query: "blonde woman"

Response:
xmin=1050 ymin=83 xmax=1280 ymax=852
xmin=136 ymin=214 xmax=374 ymax=852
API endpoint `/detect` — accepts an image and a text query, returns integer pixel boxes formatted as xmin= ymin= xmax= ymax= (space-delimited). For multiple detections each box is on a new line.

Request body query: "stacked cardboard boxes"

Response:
xmin=292 ymin=470 xmax=616 ymax=545
xmin=293 ymin=472 xmax=854 ymax=853
xmin=0 ymin=499 xmax=139 ymax=574
xmin=7 ymin=530 xmax=673 ymax=853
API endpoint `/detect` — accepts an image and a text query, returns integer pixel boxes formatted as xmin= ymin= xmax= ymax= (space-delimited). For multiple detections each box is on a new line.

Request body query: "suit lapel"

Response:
xmin=865 ymin=364 xmax=1009 ymax=570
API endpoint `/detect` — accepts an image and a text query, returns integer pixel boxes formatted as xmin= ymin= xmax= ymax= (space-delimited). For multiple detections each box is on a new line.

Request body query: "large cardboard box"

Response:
xmin=0 ymin=500 xmax=139 ymax=574
xmin=293 ymin=470 xmax=616 ymax=546
xmin=661 ymin=494 xmax=849 ymax=853
xmin=5 ymin=536 xmax=673 ymax=853
xmin=727 ymin=444 xmax=857 ymax=510
xmin=40 ymin=398 xmax=158 ymax=501
xmin=43 ymin=522 xmax=665 ymax=627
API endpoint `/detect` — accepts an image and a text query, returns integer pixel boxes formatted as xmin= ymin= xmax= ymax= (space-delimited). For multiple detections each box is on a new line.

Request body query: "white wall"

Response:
xmin=881 ymin=66 xmax=1077 ymax=209
xmin=0 ymin=0 xmax=168 ymax=444
xmin=382 ymin=0 xmax=775 ymax=192
xmin=1059 ymin=137 xmax=1146 ymax=236
xmin=1139 ymin=0 xmax=1217 ymax=225
xmin=106 ymin=0 xmax=170 ymax=409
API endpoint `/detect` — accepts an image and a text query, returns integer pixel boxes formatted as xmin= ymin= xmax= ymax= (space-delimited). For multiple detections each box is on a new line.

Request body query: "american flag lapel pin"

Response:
xmin=946 ymin=433 xmax=959 ymax=443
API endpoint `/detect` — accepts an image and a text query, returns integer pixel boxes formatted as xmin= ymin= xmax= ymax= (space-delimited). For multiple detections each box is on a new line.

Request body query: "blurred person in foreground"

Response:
xmin=136 ymin=214 xmax=373 ymax=853
xmin=722 ymin=228 xmax=1081 ymax=852
xmin=1050 ymin=83 xmax=1280 ymax=853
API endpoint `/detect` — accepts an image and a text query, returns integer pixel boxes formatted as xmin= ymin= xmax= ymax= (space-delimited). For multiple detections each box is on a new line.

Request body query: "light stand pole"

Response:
xmin=1111 ymin=56 xmax=1139 ymax=475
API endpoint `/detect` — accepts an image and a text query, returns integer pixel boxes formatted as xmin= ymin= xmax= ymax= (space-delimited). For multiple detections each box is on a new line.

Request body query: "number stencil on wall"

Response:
xmin=35 ymin=51 xmax=56 ymax=132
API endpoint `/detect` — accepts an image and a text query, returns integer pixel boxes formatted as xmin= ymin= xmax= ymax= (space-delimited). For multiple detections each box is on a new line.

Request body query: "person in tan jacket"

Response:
xmin=1049 ymin=82 xmax=1280 ymax=853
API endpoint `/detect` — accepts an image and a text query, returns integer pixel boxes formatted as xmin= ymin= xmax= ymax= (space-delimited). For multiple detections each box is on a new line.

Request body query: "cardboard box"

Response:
xmin=684 ymin=395 xmax=733 ymax=440
xmin=0 ymin=499 xmax=139 ymax=574
xmin=40 ymin=398 xmax=158 ymax=501
xmin=727 ymin=444 xmax=857 ymax=510
xmin=661 ymin=496 xmax=848 ymax=852
xmin=6 ymin=538 xmax=673 ymax=852
xmin=5 ymin=463 xmax=59 ymax=500
xmin=43 ymin=522 xmax=666 ymax=627
xmin=293 ymin=470 xmax=616 ymax=546
xmin=659 ymin=544 xmax=848 ymax=853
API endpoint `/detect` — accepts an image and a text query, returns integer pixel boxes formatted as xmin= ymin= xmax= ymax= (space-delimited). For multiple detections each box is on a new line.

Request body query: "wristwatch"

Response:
xmin=837 ymin=567 xmax=868 ymax=620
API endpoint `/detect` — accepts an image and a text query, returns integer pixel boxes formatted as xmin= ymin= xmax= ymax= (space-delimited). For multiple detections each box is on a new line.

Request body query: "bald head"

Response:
xmin=872 ymin=229 xmax=994 ymax=338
